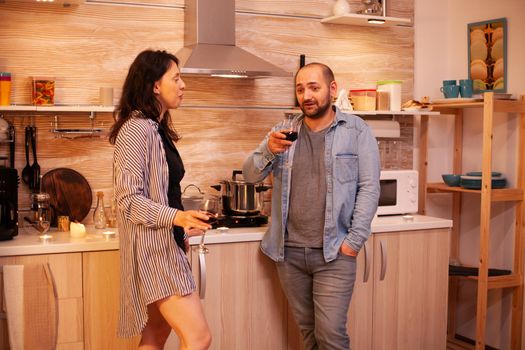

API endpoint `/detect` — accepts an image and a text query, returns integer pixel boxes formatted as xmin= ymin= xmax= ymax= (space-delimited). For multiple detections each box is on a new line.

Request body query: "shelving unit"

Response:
xmin=0 ymin=105 xmax=115 ymax=112
xmin=419 ymin=92 xmax=525 ymax=349
xmin=321 ymin=13 xmax=411 ymax=27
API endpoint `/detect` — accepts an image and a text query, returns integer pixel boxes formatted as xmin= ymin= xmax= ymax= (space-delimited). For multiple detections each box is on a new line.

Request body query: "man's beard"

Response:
xmin=300 ymin=96 xmax=332 ymax=120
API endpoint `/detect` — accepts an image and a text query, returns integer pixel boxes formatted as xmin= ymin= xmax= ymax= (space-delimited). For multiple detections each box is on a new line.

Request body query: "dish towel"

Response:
xmin=3 ymin=265 xmax=25 ymax=350
xmin=3 ymin=263 xmax=58 ymax=350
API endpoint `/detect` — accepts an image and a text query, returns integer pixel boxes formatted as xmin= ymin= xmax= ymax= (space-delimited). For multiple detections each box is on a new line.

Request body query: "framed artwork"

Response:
xmin=468 ymin=18 xmax=507 ymax=93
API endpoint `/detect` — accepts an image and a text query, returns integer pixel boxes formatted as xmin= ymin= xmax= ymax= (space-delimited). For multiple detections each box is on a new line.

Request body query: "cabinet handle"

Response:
xmin=363 ymin=242 xmax=371 ymax=283
xmin=380 ymin=240 xmax=387 ymax=281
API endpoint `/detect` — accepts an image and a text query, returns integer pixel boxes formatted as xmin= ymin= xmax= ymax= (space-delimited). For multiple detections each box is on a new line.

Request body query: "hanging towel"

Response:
xmin=3 ymin=265 xmax=25 ymax=350
xmin=2 ymin=263 xmax=58 ymax=350
xmin=23 ymin=263 xmax=58 ymax=350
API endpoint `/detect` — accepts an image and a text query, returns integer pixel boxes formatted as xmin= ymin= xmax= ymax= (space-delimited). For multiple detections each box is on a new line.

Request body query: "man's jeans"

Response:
xmin=276 ymin=246 xmax=357 ymax=350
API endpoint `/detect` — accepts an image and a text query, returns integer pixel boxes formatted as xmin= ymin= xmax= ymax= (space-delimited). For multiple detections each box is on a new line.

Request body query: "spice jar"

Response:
xmin=0 ymin=72 xmax=12 ymax=106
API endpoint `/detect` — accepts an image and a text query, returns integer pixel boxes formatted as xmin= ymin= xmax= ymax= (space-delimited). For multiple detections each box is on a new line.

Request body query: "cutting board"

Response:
xmin=41 ymin=168 xmax=92 ymax=227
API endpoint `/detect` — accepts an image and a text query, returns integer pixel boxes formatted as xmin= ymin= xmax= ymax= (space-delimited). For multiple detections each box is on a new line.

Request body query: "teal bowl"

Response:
xmin=442 ymin=174 xmax=461 ymax=187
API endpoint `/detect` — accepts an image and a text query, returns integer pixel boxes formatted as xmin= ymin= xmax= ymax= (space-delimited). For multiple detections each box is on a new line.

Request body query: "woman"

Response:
xmin=109 ymin=49 xmax=212 ymax=350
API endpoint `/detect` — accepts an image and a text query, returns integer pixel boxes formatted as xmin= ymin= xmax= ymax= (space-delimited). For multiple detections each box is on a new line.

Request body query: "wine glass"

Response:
xmin=279 ymin=114 xmax=299 ymax=169
xmin=36 ymin=214 xmax=52 ymax=241
xmin=198 ymin=196 xmax=221 ymax=246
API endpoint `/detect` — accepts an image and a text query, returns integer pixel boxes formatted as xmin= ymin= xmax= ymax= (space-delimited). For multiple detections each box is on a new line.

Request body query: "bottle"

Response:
xmin=93 ymin=191 xmax=107 ymax=229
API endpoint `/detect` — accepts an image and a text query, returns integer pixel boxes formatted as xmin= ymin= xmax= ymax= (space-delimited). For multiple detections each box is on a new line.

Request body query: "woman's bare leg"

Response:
xmin=156 ymin=292 xmax=211 ymax=350
xmin=138 ymin=303 xmax=172 ymax=350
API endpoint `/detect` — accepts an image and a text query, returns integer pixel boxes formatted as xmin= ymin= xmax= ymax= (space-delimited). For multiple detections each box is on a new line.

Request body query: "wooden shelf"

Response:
xmin=431 ymin=99 xmax=525 ymax=113
xmin=427 ymin=182 xmax=523 ymax=202
xmin=465 ymin=274 xmax=522 ymax=290
xmin=0 ymin=105 xmax=115 ymax=112
xmin=321 ymin=13 xmax=411 ymax=27
xmin=341 ymin=109 xmax=438 ymax=115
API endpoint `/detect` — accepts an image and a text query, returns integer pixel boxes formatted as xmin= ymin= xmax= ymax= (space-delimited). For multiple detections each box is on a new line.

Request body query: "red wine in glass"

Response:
xmin=284 ymin=131 xmax=298 ymax=142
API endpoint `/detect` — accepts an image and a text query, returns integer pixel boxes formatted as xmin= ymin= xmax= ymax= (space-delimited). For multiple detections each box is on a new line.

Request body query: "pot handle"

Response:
xmin=210 ymin=184 xmax=221 ymax=191
xmin=182 ymin=184 xmax=204 ymax=195
xmin=232 ymin=170 xmax=243 ymax=180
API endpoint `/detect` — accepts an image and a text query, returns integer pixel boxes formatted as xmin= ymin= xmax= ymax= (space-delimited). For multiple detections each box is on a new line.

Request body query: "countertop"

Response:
xmin=0 ymin=214 xmax=452 ymax=257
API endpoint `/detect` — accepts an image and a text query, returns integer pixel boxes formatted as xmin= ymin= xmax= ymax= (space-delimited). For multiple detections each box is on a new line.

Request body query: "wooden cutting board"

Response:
xmin=41 ymin=168 xmax=92 ymax=227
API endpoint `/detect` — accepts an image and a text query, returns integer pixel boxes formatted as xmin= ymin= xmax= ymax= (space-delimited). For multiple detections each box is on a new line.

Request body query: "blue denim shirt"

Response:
xmin=243 ymin=107 xmax=380 ymax=262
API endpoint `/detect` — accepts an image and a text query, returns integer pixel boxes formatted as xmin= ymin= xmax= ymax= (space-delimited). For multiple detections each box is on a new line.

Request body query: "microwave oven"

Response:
xmin=376 ymin=170 xmax=418 ymax=216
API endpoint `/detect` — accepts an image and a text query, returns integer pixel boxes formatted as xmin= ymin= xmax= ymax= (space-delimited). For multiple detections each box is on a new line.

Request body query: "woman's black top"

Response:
xmin=157 ymin=124 xmax=186 ymax=252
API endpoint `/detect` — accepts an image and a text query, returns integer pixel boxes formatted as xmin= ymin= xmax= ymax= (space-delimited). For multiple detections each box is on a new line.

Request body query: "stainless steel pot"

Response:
xmin=212 ymin=170 xmax=271 ymax=216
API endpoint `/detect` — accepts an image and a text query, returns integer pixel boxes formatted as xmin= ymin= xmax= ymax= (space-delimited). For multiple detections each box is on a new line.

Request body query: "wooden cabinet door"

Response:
xmin=191 ymin=241 xmax=287 ymax=350
xmin=371 ymin=229 xmax=450 ymax=350
xmin=0 ymin=253 xmax=84 ymax=350
xmin=348 ymin=236 xmax=374 ymax=350
xmin=83 ymin=250 xmax=140 ymax=350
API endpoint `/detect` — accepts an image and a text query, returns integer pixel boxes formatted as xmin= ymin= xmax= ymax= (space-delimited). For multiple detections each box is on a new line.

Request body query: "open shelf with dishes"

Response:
xmin=419 ymin=92 xmax=525 ymax=349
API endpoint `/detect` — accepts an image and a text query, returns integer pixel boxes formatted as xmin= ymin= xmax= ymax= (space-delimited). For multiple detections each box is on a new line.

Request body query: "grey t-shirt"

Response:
xmin=285 ymin=123 xmax=328 ymax=248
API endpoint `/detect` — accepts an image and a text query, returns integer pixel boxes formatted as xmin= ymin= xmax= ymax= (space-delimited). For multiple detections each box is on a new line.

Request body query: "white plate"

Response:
xmin=432 ymin=98 xmax=482 ymax=104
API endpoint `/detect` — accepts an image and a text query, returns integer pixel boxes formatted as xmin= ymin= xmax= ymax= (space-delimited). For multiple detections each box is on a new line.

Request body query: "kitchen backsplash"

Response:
xmin=2 ymin=111 xmax=414 ymax=224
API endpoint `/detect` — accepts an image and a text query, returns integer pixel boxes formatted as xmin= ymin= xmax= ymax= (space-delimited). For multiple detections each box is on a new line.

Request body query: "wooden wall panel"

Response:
xmin=0 ymin=0 xmax=415 ymax=223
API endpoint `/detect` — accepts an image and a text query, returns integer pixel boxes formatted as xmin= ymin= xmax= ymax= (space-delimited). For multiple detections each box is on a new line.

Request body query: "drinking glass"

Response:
xmin=279 ymin=114 xmax=299 ymax=169
xmin=198 ymin=196 xmax=221 ymax=246
xmin=36 ymin=213 xmax=52 ymax=241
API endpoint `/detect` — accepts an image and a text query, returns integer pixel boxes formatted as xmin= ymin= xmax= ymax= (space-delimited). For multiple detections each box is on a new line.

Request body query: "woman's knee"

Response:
xmin=184 ymin=328 xmax=212 ymax=350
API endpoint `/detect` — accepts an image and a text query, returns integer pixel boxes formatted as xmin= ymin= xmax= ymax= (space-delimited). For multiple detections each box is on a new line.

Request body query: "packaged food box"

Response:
xmin=349 ymin=89 xmax=376 ymax=111
xmin=32 ymin=76 xmax=55 ymax=105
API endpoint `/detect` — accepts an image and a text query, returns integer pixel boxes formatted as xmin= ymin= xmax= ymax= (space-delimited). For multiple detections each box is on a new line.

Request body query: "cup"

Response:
xmin=459 ymin=79 xmax=473 ymax=98
xmin=440 ymin=85 xmax=460 ymax=98
xmin=99 ymin=87 xmax=113 ymax=106
xmin=443 ymin=80 xmax=457 ymax=86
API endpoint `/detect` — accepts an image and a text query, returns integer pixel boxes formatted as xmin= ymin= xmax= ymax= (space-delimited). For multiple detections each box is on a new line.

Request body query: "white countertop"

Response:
xmin=0 ymin=215 xmax=451 ymax=257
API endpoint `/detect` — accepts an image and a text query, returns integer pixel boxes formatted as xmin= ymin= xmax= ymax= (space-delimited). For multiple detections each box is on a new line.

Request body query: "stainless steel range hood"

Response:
xmin=176 ymin=0 xmax=291 ymax=78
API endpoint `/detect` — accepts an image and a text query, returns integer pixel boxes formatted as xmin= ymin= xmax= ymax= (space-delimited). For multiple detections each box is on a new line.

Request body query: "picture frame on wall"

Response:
xmin=468 ymin=18 xmax=507 ymax=93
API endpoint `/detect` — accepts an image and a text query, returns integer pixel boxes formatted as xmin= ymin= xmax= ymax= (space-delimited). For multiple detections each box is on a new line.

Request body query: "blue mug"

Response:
xmin=443 ymin=80 xmax=457 ymax=86
xmin=440 ymin=85 xmax=460 ymax=98
xmin=459 ymin=79 xmax=473 ymax=98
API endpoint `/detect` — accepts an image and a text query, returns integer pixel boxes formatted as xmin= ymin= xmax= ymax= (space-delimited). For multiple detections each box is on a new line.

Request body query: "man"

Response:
xmin=243 ymin=62 xmax=380 ymax=349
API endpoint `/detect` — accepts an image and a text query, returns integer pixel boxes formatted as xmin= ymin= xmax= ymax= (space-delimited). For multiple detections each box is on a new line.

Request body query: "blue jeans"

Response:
xmin=276 ymin=246 xmax=356 ymax=350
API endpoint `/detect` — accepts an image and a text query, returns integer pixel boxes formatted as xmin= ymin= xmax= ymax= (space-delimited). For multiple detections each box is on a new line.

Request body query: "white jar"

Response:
xmin=377 ymin=80 xmax=402 ymax=111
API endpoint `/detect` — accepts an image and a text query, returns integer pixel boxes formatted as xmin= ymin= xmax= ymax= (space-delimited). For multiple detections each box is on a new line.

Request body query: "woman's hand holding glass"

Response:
xmin=174 ymin=210 xmax=211 ymax=232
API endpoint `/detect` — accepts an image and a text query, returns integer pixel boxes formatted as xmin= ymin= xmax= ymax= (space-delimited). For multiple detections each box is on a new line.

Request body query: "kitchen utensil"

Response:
xmin=8 ymin=125 xmax=14 ymax=169
xmin=211 ymin=170 xmax=271 ymax=216
xmin=181 ymin=184 xmax=204 ymax=210
xmin=30 ymin=126 xmax=40 ymax=191
xmin=41 ymin=168 xmax=92 ymax=226
xmin=21 ymin=126 xmax=31 ymax=186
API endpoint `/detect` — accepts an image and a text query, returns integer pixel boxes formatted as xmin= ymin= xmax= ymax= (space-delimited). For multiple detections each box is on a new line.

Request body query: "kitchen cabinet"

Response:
xmin=191 ymin=240 xmax=288 ymax=350
xmin=0 ymin=252 xmax=84 ymax=350
xmin=288 ymin=228 xmax=450 ymax=350
xmin=83 ymin=250 xmax=140 ymax=350
xmin=420 ymin=93 xmax=525 ymax=349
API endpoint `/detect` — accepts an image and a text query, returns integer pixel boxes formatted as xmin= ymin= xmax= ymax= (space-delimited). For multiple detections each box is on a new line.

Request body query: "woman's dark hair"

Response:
xmin=109 ymin=49 xmax=181 ymax=145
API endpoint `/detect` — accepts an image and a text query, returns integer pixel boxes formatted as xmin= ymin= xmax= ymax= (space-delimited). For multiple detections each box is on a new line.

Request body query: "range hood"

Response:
xmin=176 ymin=0 xmax=292 ymax=78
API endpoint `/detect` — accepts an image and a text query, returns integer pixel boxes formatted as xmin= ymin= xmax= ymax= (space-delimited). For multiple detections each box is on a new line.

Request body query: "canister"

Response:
xmin=349 ymin=89 xmax=376 ymax=111
xmin=32 ymin=76 xmax=55 ymax=105
xmin=377 ymin=80 xmax=402 ymax=111
xmin=0 ymin=72 xmax=12 ymax=106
